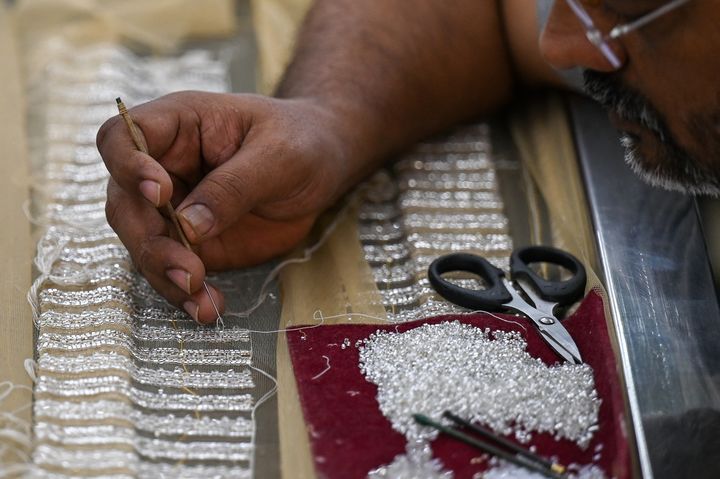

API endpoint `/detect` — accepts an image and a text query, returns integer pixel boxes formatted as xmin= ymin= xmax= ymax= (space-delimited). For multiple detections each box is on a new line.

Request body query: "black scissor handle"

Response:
xmin=428 ymin=253 xmax=512 ymax=311
xmin=510 ymin=246 xmax=586 ymax=305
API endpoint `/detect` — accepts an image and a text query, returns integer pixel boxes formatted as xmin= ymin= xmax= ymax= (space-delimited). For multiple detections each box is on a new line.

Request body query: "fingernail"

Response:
xmin=183 ymin=301 xmax=199 ymax=323
xmin=178 ymin=204 xmax=214 ymax=237
xmin=166 ymin=269 xmax=191 ymax=294
xmin=139 ymin=180 xmax=161 ymax=206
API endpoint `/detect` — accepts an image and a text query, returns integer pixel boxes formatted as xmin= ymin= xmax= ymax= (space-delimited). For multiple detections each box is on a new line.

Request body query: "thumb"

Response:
xmin=175 ymin=149 xmax=273 ymax=243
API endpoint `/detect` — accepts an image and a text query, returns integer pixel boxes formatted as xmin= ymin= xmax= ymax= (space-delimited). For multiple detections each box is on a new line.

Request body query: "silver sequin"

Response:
xmin=359 ymin=321 xmax=600 ymax=447
xmin=358 ymin=126 xmax=514 ymax=322
xmin=29 ymin=45 xmax=258 ymax=477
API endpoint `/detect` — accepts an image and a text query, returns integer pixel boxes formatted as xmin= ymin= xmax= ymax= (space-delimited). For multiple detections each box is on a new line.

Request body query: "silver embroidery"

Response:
xmin=358 ymin=126 xmax=514 ymax=322
xmin=29 ymin=45 xmax=260 ymax=478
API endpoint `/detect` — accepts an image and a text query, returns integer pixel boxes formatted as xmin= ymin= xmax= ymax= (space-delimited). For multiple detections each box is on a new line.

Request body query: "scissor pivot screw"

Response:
xmin=539 ymin=317 xmax=555 ymax=325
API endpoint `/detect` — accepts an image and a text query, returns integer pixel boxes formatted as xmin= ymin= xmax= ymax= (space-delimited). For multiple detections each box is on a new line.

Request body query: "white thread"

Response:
xmin=248 ymin=364 xmax=278 ymax=415
xmin=231 ymin=309 xmax=326 ymax=335
xmin=0 ymin=459 xmax=31 ymax=478
xmin=0 ymin=382 xmax=26 ymax=403
xmin=34 ymin=235 xmax=69 ymax=275
xmin=237 ymin=309 xmax=523 ymax=337
xmin=0 ymin=410 xmax=31 ymax=431
xmin=309 ymin=310 xmax=525 ymax=329
xmin=0 ymin=381 xmax=33 ymax=475
xmin=235 ymin=310 xmax=391 ymax=336
xmin=28 ymin=233 xmax=81 ymax=327
xmin=22 ymin=198 xmax=51 ymax=228
xmin=467 ymin=309 xmax=529 ymax=332
xmin=26 ymin=279 xmax=42 ymax=327
xmin=0 ymin=383 xmax=32 ymax=418
xmin=0 ymin=428 xmax=32 ymax=450
xmin=22 ymin=198 xmax=106 ymax=230
xmin=229 ymin=200 xmax=355 ymax=318
xmin=247 ymin=362 xmax=278 ymax=475
xmin=32 ymin=235 xmax=96 ymax=288
xmin=202 ymin=280 xmax=224 ymax=329
xmin=311 ymin=356 xmax=332 ymax=381
xmin=23 ymin=359 xmax=39 ymax=383
xmin=310 ymin=311 xmax=393 ymax=324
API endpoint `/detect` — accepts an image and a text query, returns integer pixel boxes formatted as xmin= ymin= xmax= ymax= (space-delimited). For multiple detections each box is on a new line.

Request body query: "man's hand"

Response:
xmin=97 ymin=91 xmax=349 ymax=324
xmin=96 ymin=0 xmax=555 ymax=324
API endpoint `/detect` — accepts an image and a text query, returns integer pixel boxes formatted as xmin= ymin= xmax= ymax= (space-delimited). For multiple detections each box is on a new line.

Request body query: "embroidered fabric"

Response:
xmin=28 ymin=44 xmax=278 ymax=478
xmin=359 ymin=125 xmax=514 ymax=322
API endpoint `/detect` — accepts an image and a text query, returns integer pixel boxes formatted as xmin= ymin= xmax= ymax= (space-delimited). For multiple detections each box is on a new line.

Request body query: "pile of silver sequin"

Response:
xmin=360 ymin=321 xmax=602 ymax=478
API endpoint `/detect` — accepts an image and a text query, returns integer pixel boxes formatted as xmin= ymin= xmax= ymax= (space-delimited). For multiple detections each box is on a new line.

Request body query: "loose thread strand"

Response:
xmin=311 ymin=355 xmax=332 ymax=381
xmin=229 ymin=198 xmax=356 ymax=318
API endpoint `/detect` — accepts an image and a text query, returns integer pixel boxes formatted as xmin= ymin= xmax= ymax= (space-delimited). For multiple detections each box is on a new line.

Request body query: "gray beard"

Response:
xmin=583 ymin=70 xmax=720 ymax=197
xmin=620 ymin=133 xmax=720 ymax=197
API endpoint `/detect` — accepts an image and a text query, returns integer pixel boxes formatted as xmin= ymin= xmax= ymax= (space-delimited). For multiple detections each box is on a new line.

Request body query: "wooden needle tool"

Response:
xmin=115 ymin=97 xmax=223 ymax=324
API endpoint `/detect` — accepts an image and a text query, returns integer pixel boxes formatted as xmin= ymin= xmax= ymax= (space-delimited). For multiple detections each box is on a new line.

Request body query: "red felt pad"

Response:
xmin=286 ymin=292 xmax=631 ymax=479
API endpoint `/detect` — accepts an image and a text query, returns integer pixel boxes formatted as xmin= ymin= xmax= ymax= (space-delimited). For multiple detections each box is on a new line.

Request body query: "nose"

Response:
xmin=539 ymin=1 xmax=627 ymax=73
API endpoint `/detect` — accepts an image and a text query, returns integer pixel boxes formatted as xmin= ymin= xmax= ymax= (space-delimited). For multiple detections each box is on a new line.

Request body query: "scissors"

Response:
xmin=428 ymin=246 xmax=586 ymax=364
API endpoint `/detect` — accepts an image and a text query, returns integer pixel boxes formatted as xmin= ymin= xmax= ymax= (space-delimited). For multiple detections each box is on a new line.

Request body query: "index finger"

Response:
xmin=96 ymin=96 xmax=199 ymax=207
xmin=96 ymin=114 xmax=172 ymax=207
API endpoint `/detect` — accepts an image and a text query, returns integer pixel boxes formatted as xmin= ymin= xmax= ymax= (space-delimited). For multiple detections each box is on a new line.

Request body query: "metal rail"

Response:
xmin=570 ymin=96 xmax=720 ymax=478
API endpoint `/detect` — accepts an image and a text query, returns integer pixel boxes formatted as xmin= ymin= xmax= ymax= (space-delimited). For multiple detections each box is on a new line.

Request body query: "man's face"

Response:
xmin=540 ymin=1 xmax=720 ymax=196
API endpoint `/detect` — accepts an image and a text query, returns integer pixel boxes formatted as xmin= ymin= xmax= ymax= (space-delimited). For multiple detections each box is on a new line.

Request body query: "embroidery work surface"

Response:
xmin=286 ymin=293 xmax=629 ymax=479
xmin=358 ymin=125 xmax=516 ymax=322
xmin=296 ymin=124 xmax=621 ymax=478
xmin=28 ymin=45 xmax=279 ymax=478
xmin=22 ymin=41 xmax=619 ymax=479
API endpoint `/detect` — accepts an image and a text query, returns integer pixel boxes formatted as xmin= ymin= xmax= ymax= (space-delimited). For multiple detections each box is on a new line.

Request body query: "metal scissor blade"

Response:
xmin=537 ymin=322 xmax=583 ymax=364
xmin=513 ymin=277 xmax=556 ymax=317
xmin=499 ymin=278 xmax=583 ymax=364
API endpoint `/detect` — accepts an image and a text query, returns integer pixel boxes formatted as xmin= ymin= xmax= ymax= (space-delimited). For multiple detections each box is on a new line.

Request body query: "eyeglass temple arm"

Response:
xmin=565 ymin=0 xmax=622 ymax=68
xmin=565 ymin=0 xmax=595 ymax=29
xmin=609 ymin=0 xmax=691 ymax=39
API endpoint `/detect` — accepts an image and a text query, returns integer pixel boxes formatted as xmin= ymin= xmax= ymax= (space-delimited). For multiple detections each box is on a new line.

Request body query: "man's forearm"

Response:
xmin=276 ymin=0 xmax=516 ymax=187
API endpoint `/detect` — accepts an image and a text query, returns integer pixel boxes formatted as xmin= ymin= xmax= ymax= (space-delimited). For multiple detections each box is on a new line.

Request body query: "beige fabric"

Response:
xmin=276 ymin=334 xmax=316 ymax=479
xmin=509 ymin=95 xmax=637 ymax=468
xmin=251 ymin=0 xmax=313 ymax=93
xmin=279 ymin=202 xmax=388 ymax=327
xmin=15 ymin=0 xmax=236 ymax=70
xmin=276 ymin=202 xmax=387 ymax=478
xmin=0 ymin=4 xmax=34 ymax=472
xmin=509 ymin=94 xmax=603 ymax=292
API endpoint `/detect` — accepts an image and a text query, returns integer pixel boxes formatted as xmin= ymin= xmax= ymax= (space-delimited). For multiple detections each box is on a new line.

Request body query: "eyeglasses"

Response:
xmin=564 ymin=0 xmax=691 ymax=69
